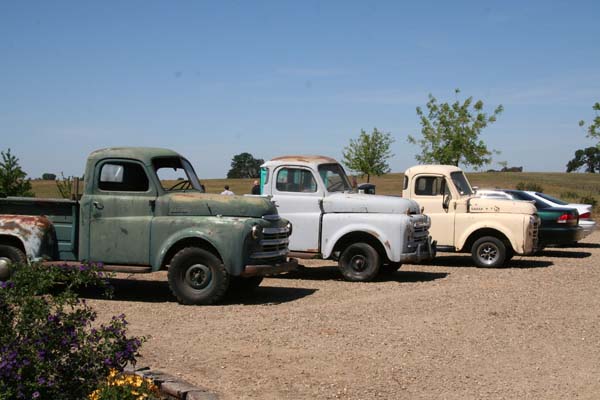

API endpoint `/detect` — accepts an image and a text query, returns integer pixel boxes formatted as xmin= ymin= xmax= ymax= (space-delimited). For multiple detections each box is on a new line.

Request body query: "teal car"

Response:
xmin=502 ymin=190 xmax=584 ymax=246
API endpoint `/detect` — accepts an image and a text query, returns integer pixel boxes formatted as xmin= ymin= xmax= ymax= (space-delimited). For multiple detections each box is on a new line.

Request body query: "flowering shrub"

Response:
xmin=89 ymin=369 xmax=160 ymax=400
xmin=0 ymin=262 xmax=145 ymax=400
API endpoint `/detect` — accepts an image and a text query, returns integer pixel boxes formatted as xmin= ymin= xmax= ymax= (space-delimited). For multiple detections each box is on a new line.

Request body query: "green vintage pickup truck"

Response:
xmin=0 ymin=147 xmax=297 ymax=305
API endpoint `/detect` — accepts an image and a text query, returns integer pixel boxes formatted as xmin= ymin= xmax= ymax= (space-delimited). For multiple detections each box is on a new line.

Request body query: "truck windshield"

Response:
xmin=153 ymin=157 xmax=205 ymax=192
xmin=318 ymin=163 xmax=352 ymax=192
xmin=450 ymin=171 xmax=473 ymax=196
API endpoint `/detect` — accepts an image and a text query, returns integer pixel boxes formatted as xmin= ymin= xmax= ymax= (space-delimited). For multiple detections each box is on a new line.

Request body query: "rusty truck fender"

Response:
xmin=0 ymin=215 xmax=56 ymax=260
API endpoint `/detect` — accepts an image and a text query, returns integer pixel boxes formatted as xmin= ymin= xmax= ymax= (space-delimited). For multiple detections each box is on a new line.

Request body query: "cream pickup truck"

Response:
xmin=402 ymin=165 xmax=540 ymax=267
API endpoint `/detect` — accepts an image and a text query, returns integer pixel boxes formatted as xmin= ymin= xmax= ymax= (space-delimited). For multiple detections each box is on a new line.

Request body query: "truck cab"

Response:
xmin=402 ymin=165 xmax=540 ymax=267
xmin=260 ymin=156 xmax=435 ymax=281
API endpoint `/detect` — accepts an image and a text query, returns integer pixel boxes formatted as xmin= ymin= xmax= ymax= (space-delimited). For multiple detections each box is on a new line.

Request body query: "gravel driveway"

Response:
xmin=89 ymin=230 xmax=600 ymax=399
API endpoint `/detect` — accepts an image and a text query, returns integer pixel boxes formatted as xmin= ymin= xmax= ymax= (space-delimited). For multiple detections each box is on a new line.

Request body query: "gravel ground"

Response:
xmin=88 ymin=230 xmax=600 ymax=400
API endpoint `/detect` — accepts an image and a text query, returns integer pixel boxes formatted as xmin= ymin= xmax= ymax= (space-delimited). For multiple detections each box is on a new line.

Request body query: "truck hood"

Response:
xmin=323 ymin=193 xmax=421 ymax=214
xmin=467 ymin=197 xmax=537 ymax=215
xmin=166 ymin=193 xmax=278 ymax=218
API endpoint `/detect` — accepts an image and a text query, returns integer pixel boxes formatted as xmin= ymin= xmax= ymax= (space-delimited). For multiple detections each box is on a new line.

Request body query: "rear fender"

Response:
xmin=0 ymin=215 xmax=56 ymax=260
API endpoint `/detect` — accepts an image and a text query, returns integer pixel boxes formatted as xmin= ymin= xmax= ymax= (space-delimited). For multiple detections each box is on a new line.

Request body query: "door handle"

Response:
xmin=93 ymin=201 xmax=104 ymax=210
xmin=149 ymin=199 xmax=156 ymax=211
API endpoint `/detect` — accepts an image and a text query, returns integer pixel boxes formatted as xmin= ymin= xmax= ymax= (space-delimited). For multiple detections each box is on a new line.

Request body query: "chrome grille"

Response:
xmin=251 ymin=226 xmax=290 ymax=260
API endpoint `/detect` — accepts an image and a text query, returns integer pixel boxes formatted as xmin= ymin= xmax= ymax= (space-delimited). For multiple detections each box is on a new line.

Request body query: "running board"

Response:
xmin=43 ymin=261 xmax=152 ymax=273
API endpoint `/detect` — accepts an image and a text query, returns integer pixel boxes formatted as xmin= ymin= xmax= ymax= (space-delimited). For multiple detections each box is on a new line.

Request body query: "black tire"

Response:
xmin=471 ymin=236 xmax=507 ymax=268
xmin=168 ymin=247 xmax=229 ymax=305
xmin=505 ymin=247 xmax=515 ymax=262
xmin=380 ymin=262 xmax=402 ymax=274
xmin=229 ymin=276 xmax=264 ymax=292
xmin=0 ymin=245 xmax=26 ymax=281
xmin=338 ymin=242 xmax=381 ymax=281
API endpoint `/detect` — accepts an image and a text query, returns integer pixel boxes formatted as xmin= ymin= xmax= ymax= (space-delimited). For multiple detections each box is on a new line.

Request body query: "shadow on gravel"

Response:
xmin=272 ymin=265 xmax=449 ymax=283
xmin=79 ymin=278 xmax=317 ymax=305
xmin=536 ymin=249 xmax=592 ymax=259
xmin=223 ymin=286 xmax=318 ymax=305
xmin=426 ymin=255 xmax=553 ymax=269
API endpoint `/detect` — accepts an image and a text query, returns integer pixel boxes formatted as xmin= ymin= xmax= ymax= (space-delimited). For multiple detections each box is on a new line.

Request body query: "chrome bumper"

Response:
xmin=399 ymin=236 xmax=437 ymax=263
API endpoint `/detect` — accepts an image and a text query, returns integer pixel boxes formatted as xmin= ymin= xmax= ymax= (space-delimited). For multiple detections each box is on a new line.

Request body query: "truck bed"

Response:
xmin=0 ymin=197 xmax=79 ymax=260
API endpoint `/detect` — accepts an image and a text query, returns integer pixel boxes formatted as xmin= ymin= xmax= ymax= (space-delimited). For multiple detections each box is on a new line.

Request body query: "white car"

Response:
xmin=524 ymin=191 xmax=596 ymax=238
xmin=475 ymin=189 xmax=596 ymax=238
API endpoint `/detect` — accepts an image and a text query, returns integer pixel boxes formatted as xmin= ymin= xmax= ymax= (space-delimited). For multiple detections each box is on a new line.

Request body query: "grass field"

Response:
xmin=29 ymin=171 xmax=600 ymax=209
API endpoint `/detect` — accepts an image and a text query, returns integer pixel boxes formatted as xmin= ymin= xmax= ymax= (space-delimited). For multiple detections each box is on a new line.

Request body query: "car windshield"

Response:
xmin=153 ymin=157 xmax=204 ymax=192
xmin=318 ymin=163 xmax=352 ymax=192
xmin=535 ymin=192 xmax=569 ymax=205
xmin=450 ymin=171 xmax=473 ymax=196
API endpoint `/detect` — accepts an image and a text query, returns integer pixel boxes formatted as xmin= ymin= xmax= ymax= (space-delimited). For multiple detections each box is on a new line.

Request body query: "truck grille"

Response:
xmin=251 ymin=226 xmax=290 ymax=261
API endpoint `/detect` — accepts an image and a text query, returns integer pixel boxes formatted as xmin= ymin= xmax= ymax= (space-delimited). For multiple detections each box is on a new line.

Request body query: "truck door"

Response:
xmin=270 ymin=166 xmax=322 ymax=253
xmin=86 ymin=160 xmax=156 ymax=265
xmin=411 ymin=174 xmax=456 ymax=247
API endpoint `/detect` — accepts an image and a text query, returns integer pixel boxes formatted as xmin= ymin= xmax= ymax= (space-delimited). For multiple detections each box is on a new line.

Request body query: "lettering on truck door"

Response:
xmin=87 ymin=160 xmax=156 ymax=265
xmin=270 ymin=166 xmax=321 ymax=253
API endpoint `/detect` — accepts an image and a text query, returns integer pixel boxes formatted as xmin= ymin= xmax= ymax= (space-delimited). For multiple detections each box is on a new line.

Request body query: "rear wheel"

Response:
xmin=471 ymin=236 xmax=507 ymax=268
xmin=0 ymin=245 xmax=26 ymax=281
xmin=168 ymin=247 xmax=229 ymax=305
xmin=338 ymin=242 xmax=381 ymax=281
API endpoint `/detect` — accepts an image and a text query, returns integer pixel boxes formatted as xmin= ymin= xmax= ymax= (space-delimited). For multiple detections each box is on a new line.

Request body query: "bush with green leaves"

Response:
xmin=0 ymin=262 xmax=144 ymax=400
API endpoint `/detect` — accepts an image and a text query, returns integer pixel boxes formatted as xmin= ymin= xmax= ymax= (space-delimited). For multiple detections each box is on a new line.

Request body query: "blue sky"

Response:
xmin=1 ymin=1 xmax=599 ymax=179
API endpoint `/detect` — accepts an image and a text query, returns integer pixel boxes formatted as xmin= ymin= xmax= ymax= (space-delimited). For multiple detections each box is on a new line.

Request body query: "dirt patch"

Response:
xmin=88 ymin=230 xmax=600 ymax=399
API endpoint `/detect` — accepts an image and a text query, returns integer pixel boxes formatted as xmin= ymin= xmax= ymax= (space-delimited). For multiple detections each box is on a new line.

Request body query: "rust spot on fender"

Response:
xmin=384 ymin=240 xmax=391 ymax=250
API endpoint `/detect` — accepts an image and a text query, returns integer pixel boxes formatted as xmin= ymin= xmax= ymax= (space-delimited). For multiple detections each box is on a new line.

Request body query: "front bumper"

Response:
xmin=240 ymin=257 xmax=298 ymax=277
xmin=399 ymin=236 xmax=437 ymax=263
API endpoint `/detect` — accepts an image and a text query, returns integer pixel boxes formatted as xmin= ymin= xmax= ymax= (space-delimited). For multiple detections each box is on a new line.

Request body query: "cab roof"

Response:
xmin=87 ymin=147 xmax=182 ymax=165
xmin=263 ymin=155 xmax=339 ymax=168
xmin=404 ymin=164 xmax=463 ymax=176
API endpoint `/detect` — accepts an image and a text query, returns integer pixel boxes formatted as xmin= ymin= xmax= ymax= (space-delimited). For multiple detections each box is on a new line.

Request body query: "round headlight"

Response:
xmin=286 ymin=221 xmax=293 ymax=236
xmin=251 ymin=225 xmax=263 ymax=240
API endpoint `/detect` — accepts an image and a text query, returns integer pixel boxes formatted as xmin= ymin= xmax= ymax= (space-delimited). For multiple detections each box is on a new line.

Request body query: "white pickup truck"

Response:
xmin=258 ymin=156 xmax=435 ymax=281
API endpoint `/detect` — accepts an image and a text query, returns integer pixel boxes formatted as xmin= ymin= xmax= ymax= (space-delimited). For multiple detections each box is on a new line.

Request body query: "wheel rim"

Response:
xmin=349 ymin=254 xmax=368 ymax=272
xmin=477 ymin=243 xmax=499 ymax=265
xmin=185 ymin=264 xmax=212 ymax=290
xmin=0 ymin=257 xmax=11 ymax=280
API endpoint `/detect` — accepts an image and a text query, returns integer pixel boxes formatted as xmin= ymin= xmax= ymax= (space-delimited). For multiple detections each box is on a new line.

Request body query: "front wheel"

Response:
xmin=0 ymin=245 xmax=27 ymax=281
xmin=168 ymin=247 xmax=229 ymax=305
xmin=338 ymin=242 xmax=381 ymax=282
xmin=471 ymin=236 xmax=507 ymax=268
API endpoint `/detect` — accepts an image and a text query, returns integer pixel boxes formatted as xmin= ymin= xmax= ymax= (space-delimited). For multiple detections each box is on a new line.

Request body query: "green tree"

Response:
xmin=227 ymin=152 xmax=264 ymax=179
xmin=342 ymin=128 xmax=394 ymax=182
xmin=578 ymin=102 xmax=600 ymax=147
xmin=566 ymin=147 xmax=600 ymax=173
xmin=0 ymin=148 xmax=34 ymax=197
xmin=408 ymin=89 xmax=503 ymax=169
xmin=42 ymin=173 xmax=57 ymax=180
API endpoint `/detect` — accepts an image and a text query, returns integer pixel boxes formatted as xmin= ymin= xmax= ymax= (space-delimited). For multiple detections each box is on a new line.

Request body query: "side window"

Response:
xmin=415 ymin=176 xmax=445 ymax=196
xmin=403 ymin=175 xmax=408 ymax=190
xmin=98 ymin=162 xmax=149 ymax=192
xmin=276 ymin=168 xmax=317 ymax=193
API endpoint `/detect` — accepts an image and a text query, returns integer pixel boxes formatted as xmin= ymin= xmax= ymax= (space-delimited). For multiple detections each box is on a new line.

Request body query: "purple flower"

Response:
xmin=32 ymin=391 xmax=40 ymax=398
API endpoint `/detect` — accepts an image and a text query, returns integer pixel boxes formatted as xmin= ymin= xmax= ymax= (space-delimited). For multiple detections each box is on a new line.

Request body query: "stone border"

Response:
xmin=124 ymin=365 xmax=218 ymax=400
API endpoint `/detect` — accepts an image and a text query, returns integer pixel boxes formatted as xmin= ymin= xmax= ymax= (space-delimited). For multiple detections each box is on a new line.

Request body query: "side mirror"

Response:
xmin=443 ymin=193 xmax=451 ymax=211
